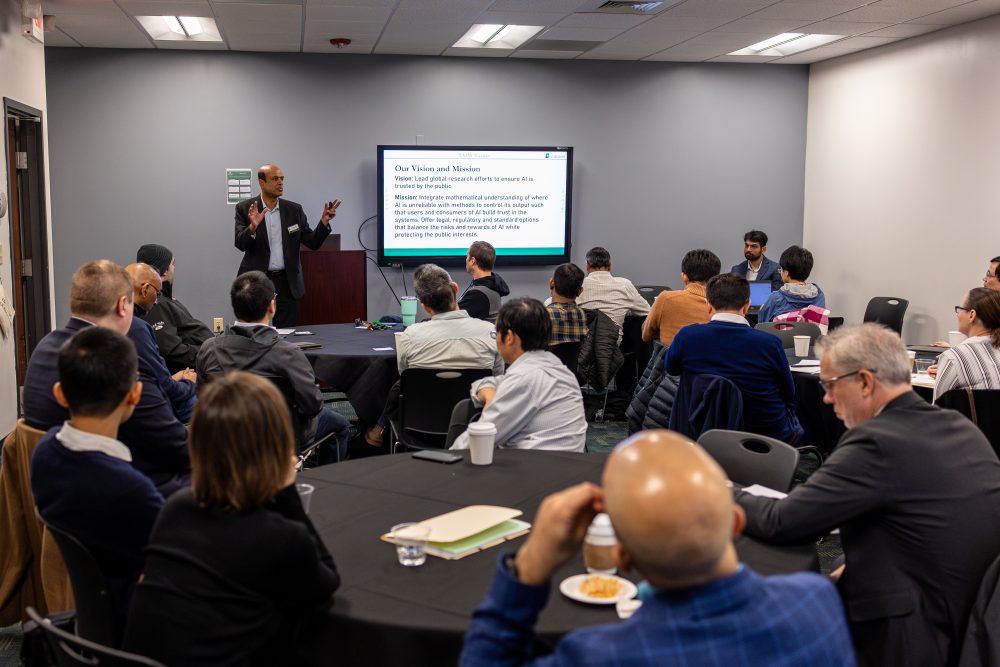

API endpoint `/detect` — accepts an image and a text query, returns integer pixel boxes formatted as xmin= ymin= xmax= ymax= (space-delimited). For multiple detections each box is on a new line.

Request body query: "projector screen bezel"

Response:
xmin=376 ymin=145 xmax=573 ymax=268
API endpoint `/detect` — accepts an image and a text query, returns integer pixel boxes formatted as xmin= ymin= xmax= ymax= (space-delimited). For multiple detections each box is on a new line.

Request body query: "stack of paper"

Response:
xmin=382 ymin=505 xmax=531 ymax=560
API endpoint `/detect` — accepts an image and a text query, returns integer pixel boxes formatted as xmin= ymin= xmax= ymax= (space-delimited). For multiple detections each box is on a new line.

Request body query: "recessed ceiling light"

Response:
xmin=453 ymin=24 xmax=544 ymax=49
xmin=136 ymin=15 xmax=223 ymax=42
xmin=728 ymin=33 xmax=844 ymax=57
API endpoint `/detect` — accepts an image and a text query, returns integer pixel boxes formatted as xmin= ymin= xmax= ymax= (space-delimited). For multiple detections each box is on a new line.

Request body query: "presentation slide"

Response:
xmin=377 ymin=146 xmax=572 ymax=266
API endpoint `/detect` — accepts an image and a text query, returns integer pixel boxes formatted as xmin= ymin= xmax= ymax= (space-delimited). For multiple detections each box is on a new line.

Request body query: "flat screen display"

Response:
xmin=377 ymin=146 xmax=573 ymax=266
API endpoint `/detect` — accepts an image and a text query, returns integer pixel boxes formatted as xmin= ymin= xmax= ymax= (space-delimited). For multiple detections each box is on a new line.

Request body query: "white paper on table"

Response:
xmin=910 ymin=374 xmax=936 ymax=388
xmin=293 ymin=331 xmax=313 ymax=335
xmin=742 ymin=484 xmax=788 ymax=500
xmin=790 ymin=366 xmax=822 ymax=374
xmin=276 ymin=328 xmax=295 ymax=335
xmin=792 ymin=359 xmax=821 ymax=367
xmin=373 ymin=347 xmax=394 ymax=351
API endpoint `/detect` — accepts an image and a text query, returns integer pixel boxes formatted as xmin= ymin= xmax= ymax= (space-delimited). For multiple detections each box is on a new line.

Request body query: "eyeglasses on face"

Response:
xmin=818 ymin=368 xmax=876 ymax=392
xmin=955 ymin=305 xmax=971 ymax=315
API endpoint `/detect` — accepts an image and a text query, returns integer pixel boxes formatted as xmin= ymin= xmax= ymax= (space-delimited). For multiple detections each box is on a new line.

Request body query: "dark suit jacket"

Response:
xmin=23 ymin=318 xmax=190 ymax=497
xmin=233 ymin=195 xmax=331 ymax=299
xmin=731 ymin=256 xmax=783 ymax=291
xmin=738 ymin=392 xmax=1000 ymax=667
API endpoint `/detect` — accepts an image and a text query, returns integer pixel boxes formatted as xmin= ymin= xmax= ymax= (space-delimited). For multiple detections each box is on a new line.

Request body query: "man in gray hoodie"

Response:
xmin=196 ymin=271 xmax=349 ymax=464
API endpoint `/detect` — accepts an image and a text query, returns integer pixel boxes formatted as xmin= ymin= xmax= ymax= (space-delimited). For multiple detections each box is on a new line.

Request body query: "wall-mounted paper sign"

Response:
xmin=226 ymin=168 xmax=253 ymax=205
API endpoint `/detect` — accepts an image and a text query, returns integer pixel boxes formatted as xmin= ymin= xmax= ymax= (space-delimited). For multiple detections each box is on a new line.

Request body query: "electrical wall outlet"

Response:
xmin=213 ymin=317 xmax=224 ymax=334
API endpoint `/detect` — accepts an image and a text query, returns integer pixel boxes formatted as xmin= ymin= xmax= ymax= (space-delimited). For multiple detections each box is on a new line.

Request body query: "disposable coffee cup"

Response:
xmin=466 ymin=422 xmax=497 ymax=465
xmin=948 ymin=330 xmax=967 ymax=347
xmin=793 ymin=335 xmax=810 ymax=357
xmin=400 ymin=296 xmax=418 ymax=326
xmin=295 ymin=483 xmax=315 ymax=514
xmin=906 ymin=350 xmax=916 ymax=372
xmin=584 ymin=513 xmax=617 ymax=574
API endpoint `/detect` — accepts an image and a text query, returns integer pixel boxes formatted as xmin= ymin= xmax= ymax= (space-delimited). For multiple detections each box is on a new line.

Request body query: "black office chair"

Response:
xmin=550 ymin=341 xmax=583 ymax=374
xmin=445 ymin=398 xmax=484 ymax=449
xmin=698 ymin=429 xmax=800 ymax=492
xmin=935 ymin=389 xmax=1000 ymax=459
xmin=828 ymin=316 xmax=845 ymax=332
xmin=636 ymin=285 xmax=671 ymax=305
xmin=257 ymin=374 xmax=342 ymax=463
xmin=863 ymin=297 xmax=909 ymax=335
xmin=392 ymin=368 xmax=492 ymax=452
xmin=25 ymin=607 xmax=166 ymax=667
xmin=617 ymin=315 xmax=653 ymax=400
xmin=36 ymin=515 xmax=119 ymax=648
xmin=754 ymin=321 xmax=823 ymax=349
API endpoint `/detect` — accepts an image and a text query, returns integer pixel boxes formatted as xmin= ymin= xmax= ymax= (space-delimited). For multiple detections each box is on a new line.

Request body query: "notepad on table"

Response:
xmin=381 ymin=505 xmax=531 ymax=561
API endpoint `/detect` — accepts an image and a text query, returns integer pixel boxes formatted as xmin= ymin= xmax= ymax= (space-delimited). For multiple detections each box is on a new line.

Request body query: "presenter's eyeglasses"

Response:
xmin=819 ymin=368 xmax=876 ymax=392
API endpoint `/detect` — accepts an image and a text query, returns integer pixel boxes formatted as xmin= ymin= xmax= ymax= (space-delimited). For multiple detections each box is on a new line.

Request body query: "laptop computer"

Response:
xmin=747 ymin=280 xmax=774 ymax=313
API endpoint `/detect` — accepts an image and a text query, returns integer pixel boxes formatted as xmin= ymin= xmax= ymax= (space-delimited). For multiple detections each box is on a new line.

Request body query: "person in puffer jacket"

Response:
xmin=758 ymin=245 xmax=826 ymax=324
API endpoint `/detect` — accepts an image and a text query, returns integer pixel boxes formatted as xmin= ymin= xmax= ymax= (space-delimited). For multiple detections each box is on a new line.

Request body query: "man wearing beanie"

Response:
xmin=136 ymin=244 xmax=214 ymax=374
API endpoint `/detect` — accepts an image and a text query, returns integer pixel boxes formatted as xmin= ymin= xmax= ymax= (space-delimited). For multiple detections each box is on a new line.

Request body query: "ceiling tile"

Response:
xmin=303 ymin=19 xmax=383 ymax=38
xmin=800 ymin=19 xmax=892 ymax=33
xmin=575 ymin=43 xmax=660 ymax=59
xmin=119 ymin=0 xmax=214 ymax=16
xmin=57 ymin=12 xmax=154 ymax=46
xmin=710 ymin=17 xmax=813 ymax=33
xmin=833 ymin=1 xmax=971 ymax=23
xmin=43 ymin=27 xmax=81 ymax=45
xmin=827 ymin=34 xmax=904 ymax=48
xmin=441 ymin=47 xmax=510 ymax=57
xmin=303 ymin=40 xmax=375 ymax=52
xmin=475 ymin=10 xmax=569 ymax=25
xmin=303 ymin=0 xmax=394 ymax=5
xmin=302 ymin=4 xmax=392 ymax=21
xmin=768 ymin=44 xmax=858 ymax=63
xmin=42 ymin=0 xmax=122 ymax=16
xmin=157 ymin=38 xmax=228 ymax=48
xmin=910 ymin=0 xmax=1000 ymax=24
xmin=510 ymin=48 xmax=584 ymax=58
xmin=537 ymin=25 xmax=629 ymax=40
xmin=862 ymin=22 xmax=946 ymax=37
xmin=488 ymin=0 xmax=587 ymax=11
xmin=374 ymin=43 xmax=445 ymax=54
xmin=660 ymin=0 xmax=777 ymax=20
xmin=556 ymin=12 xmax=651 ymax=29
xmin=708 ymin=54 xmax=780 ymax=62
xmin=749 ymin=1 xmax=859 ymax=21
xmin=389 ymin=0 xmax=494 ymax=23
xmin=379 ymin=22 xmax=467 ymax=42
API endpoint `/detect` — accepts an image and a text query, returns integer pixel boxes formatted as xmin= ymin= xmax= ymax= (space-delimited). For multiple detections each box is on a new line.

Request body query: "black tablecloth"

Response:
xmin=297 ymin=450 xmax=818 ymax=667
xmin=289 ymin=323 xmax=401 ymax=424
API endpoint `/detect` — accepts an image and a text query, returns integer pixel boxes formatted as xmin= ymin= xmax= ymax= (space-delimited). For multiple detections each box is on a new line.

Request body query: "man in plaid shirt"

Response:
xmin=546 ymin=263 xmax=588 ymax=346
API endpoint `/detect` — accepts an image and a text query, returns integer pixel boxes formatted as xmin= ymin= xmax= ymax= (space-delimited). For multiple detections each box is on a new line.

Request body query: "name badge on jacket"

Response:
xmin=287 ymin=224 xmax=300 ymax=234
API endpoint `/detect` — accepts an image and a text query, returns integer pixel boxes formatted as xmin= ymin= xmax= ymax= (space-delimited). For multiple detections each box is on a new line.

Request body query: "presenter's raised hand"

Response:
xmin=320 ymin=198 xmax=342 ymax=227
xmin=247 ymin=201 xmax=264 ymax=233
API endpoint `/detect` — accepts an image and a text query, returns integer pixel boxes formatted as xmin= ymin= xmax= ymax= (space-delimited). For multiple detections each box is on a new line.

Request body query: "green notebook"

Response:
xmin=383 ymin=519 xmax=531 ymax=561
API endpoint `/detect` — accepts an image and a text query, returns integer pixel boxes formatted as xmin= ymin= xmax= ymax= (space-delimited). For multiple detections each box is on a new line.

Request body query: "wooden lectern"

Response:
xmin=297 ymin=235 xmax=366 ymax=325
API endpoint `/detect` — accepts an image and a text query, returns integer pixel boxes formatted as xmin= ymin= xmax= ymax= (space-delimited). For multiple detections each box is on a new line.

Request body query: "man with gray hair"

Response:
xmin=364 ymin=264 xmax=502 ymax=447
xmin=737 ymin=323 xmax=1000 ymax=666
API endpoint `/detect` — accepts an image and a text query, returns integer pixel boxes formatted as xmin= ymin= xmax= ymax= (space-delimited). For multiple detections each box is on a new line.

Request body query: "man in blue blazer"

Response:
xmin=730 ymin=229 xmax=783 ymax=291
xmin=234 ymin=164 xmax=342 ymax=327
xmin=460 ymin=430 xmax=857 ymax=667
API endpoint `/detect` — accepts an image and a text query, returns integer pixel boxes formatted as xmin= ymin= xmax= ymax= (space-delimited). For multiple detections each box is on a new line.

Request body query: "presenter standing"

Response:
xmin=234 ymin=164 xmax=342 ymax=327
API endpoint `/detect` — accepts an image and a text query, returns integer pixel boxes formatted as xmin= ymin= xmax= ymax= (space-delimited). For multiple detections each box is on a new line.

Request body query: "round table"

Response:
xmin=291 ymin=323 xmax=401 ymax=425
xmin=296 ymin=450 xmax=819 ymax=666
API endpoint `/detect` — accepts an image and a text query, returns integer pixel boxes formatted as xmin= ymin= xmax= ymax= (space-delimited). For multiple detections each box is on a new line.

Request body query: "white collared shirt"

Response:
xmin=711 ymin=312 xmax=750 ymax=326
xmin=263 ymin=198 xmax=284 ymax=271
xmin=56 ymin=421 xmax=132 ymax=462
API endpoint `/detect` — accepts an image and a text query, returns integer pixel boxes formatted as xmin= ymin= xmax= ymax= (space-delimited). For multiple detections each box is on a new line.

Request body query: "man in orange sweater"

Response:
xmin=642 ymin=249 xmax=720 ymax=347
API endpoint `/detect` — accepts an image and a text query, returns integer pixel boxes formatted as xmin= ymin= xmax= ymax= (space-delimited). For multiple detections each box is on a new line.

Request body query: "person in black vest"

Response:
xmin=233 ymin=164 xmax=342 ymax=328
xmin=458 ymin=240 xmax=510 ymax=323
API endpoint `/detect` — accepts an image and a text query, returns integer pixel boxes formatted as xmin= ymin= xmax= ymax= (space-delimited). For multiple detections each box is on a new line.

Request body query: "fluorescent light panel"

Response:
xmin=136 ymin=15 xmax=223 ymax=42
xmin=453 ymin=24 xmax=544 ymax=49
xmin=728 ymin=33 xmax=844 ymax=57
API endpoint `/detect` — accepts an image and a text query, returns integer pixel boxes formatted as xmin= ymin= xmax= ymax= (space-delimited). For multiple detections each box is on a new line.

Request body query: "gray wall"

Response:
xmin=44 ymin=49 xmax=808 ymax=326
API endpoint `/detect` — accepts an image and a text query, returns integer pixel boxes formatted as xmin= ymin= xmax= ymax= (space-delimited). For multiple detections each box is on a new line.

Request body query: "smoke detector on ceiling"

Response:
xmin=329 ymin=37 xmax=351 ymax=48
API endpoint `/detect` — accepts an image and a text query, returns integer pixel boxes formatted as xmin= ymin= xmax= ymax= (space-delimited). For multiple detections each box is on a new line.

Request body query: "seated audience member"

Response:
xmin=23 ymin=260 xmax=190 ymax=496
xmin=364 ymin=264 xmax=503 ymax=446
xmin=458 ymin=240 xmax=510 ymax=322
xmin=730 ymin=229 xmax=783 ymax=291
xmin=124 ymin=372 xmax=340 ymax=666
xmin=667 ymin=273 xmax=804 ymax=444
xmin=125 ymin=262 xmax=197 ymax=423
xmin=31 ymin=327 xmax=164 ymax=629
xmin=984 ymin=256 xmax=1000 ymax=291
xmin=460 ymin=430 xmax=857 ymax=667
xmin=450 ymin=298 xmax=586 ymax=453
xmin=577 ymin=246 xmax=649 ymax=334
xmin=136 ymin=244 xmax=214 ymax=373
xmin=757 ymin=245 xmax=826 ymax=323
xmin=738 ymin=324 xmax=1000 ymax=666
xmin=196 ymin=271 xmax=349 ymax=463
xmin=546 ymin=263 xmax=587 ymax=346
xmin=932 ymin=287 xmax=1000 ymax=401
xmin=641 ymin=249 xmax=720 ymax=347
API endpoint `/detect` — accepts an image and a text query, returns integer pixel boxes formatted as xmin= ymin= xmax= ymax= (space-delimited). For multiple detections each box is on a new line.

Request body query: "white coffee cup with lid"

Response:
xmin=466 ymin=422 xmax=497 ymax=465
xmin=583 ymin=513 xmax=617 ymax=574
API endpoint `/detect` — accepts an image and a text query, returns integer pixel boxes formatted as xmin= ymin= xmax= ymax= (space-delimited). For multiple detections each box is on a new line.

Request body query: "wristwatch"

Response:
xmin=502 ymin=552 xmax=520 ymax=580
